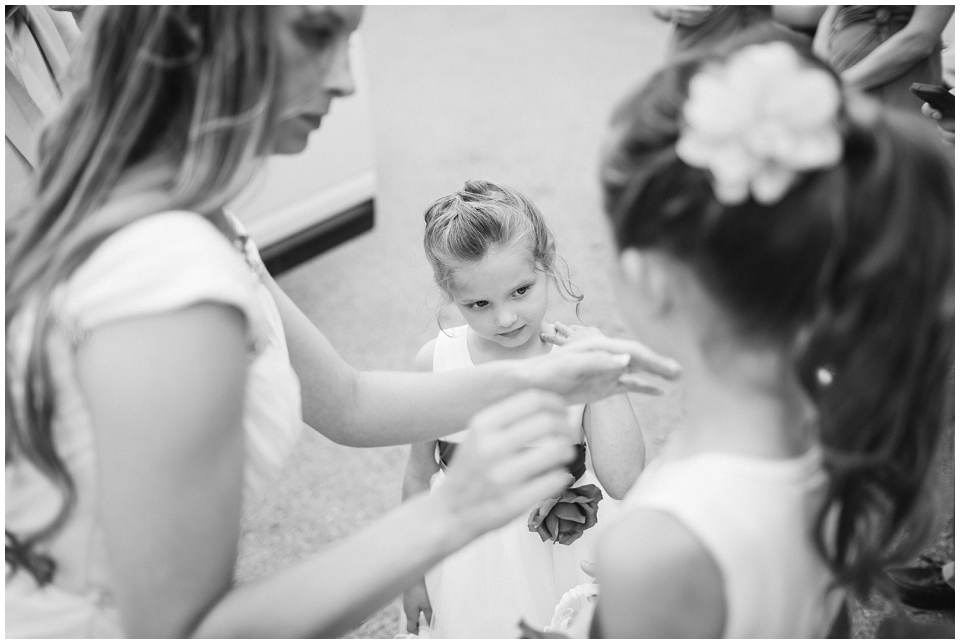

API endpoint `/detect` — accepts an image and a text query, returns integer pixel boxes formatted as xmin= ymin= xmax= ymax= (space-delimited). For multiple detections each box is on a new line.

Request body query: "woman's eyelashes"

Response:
xmin=294 ymin=24 xmax=336 ymax=49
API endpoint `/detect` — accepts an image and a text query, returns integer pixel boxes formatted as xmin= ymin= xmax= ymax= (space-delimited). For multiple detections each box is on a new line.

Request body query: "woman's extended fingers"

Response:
xmin=560 ymin=336 xmax=681 ymax=380
xmin=617 ymin=373 xmax=664 ymax=396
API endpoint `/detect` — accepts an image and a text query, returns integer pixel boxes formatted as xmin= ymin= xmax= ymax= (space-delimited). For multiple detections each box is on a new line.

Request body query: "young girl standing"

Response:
xmin=578 ymin=34 xmax=953 ymax=638
xmin=401 ymin=181 xmax=646 ymax=638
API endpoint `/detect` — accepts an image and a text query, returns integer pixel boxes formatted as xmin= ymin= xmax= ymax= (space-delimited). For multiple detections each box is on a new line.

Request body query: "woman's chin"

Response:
xmin=270 ymin=135 xmax=310 ymax=156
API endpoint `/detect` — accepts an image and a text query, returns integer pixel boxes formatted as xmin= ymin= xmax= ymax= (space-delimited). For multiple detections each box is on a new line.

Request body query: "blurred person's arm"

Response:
xmin=840 ymin=6 xmax=955 ymax=92
xmin=80 ymin=308 xmax=575 ymax=637
xmin=812 ymin=5 xmax=840 ymax=61
xmin=772 ymin=6 xmax=826 ymax=31
xmin=260 ymin=271 xmax=680 ymax=448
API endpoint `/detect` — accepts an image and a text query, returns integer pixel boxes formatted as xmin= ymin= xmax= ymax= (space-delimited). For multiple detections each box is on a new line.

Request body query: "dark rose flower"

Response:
xmin=527 ymin=484 xmax=602 ymax=546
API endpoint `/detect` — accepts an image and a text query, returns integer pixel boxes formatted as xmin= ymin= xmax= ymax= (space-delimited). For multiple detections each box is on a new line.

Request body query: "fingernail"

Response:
xmin=615 ymin=353 xmax=631 ymax=367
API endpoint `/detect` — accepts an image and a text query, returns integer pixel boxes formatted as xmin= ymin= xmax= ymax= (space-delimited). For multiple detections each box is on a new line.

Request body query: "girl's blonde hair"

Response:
xmin=6 ymin=6 xmax=285 ymax=584
xmin=423 ymin=180 xmax=582 ymax=313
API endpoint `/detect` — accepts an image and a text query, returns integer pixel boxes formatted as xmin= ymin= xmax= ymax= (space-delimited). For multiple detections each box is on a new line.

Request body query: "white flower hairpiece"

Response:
xmin=675 ymin=41 xmax=843 ymax=206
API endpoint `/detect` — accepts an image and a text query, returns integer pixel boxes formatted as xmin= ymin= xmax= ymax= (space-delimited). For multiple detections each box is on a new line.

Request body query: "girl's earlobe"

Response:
xmin=618 ymin=249 xmax=645 ymax=287
xmin=619 ymin=249 xmax=673 ymax=317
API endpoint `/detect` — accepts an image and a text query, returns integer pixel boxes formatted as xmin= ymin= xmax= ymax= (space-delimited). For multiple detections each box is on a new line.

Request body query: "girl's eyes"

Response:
xmin=465 ymin=286 xmax=531 ymax=308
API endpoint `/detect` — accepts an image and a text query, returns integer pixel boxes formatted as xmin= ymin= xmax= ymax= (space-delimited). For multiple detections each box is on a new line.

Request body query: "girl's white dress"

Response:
xmin=421 ymin=325 xmax=619 ymax=638
xmin=553 ymin=444 xmax=846 ymax=638
xmin=5 ymin=211 xmax=303 ymax=637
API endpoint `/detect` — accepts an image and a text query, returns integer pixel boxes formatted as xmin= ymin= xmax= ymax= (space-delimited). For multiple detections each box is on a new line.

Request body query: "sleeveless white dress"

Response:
xmin=5 ymin=211 xmax=303 ymax=637
xmin=556 ymin=444 xmax=846 ymax=638
xmin=420 ymin=325 xmax=620 ymax=638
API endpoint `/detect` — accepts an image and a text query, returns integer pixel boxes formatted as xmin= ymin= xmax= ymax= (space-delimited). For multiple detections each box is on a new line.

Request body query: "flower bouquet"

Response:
xmin=527 ymin=484 xmax=602 ymax=546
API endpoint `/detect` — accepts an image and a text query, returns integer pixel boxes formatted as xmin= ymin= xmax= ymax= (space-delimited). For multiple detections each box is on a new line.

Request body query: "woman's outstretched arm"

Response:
xmin=81 ymin=304 xmax=576 ymax=637
xmin=262 ymin=273 xmax=680 ymax=447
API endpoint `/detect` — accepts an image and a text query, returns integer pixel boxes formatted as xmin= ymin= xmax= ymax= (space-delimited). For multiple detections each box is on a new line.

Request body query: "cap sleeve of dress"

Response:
xmin=60 ymin=211 xmax=266 ymax=346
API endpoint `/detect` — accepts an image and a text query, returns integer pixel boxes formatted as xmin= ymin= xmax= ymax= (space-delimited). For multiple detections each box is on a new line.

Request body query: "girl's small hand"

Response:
xmin=402 ymin=578 xmax=433 ymax=635
xmin=540 ymin=321 xmax=604 ymax=346
xmin=432 ymin=390 xmax=577 ymax=544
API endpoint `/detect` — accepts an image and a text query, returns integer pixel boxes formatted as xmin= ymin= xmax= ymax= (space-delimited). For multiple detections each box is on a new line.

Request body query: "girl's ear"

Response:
xmin=619 ymin=248 xmax=673 ymax=316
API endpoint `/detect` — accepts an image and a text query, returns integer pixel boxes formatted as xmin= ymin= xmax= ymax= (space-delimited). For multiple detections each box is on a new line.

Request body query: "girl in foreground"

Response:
xmin=401 ymin=181 xmax=644 ymax=637
xmin=4 ymin=7 xmax=680 ymax=638
xmin=587 ymin=37 xmax=952 ymax=637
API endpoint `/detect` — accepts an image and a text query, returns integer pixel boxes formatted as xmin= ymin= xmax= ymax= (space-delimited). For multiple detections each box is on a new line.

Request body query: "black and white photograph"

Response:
xmin=5 ymin=4 xmax=955 ymax=639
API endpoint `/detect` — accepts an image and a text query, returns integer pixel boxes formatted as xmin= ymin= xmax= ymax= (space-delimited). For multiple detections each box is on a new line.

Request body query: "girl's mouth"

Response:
xmin=498 ymin=325 xmax=525 ymax=339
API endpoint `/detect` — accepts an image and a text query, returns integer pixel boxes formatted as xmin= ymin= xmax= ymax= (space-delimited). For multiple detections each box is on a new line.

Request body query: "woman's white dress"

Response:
xmin=420 ymin=325 xmax=619 ymax=638
xmin=5 ymin=211 xmax=303 ymax=637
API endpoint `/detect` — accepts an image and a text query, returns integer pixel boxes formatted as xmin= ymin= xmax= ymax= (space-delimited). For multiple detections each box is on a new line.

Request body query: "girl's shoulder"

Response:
xmin=595 ymin=507 xmax=725 ymax=638
xmin=61 ymin=210 xmax=262 ymax=338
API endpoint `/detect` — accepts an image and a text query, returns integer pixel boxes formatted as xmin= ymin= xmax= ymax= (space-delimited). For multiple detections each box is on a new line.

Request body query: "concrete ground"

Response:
xmin=234 ymin=7 xmax=953 ymax=639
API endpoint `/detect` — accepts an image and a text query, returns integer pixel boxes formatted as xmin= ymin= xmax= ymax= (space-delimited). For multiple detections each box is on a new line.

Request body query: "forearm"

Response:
xmin=344 ymin=366 xmax=534 ymax=447
xmin=842 ymin=31 xmax=943 ymax=91
xmin=193 ymin=493 xmax=462 ymax=638
xmin=812 ymin=5 xmax=839 ymax=61
xmin=264 ymin=272 xmax=532 ymax=447
xmin=583 ymin=395 xmax=644 ymax=500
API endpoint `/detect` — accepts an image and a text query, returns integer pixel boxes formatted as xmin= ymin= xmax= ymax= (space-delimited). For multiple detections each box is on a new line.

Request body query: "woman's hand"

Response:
xmin=921 ymin=89 xmax=956 ymax=145
xmin=402 ymin=578 xmax=433 ymax=635
xmin=535 ymin=321 xmax=681 ymax=402
xmin=431 ymin=390 xmax=577 ymax=543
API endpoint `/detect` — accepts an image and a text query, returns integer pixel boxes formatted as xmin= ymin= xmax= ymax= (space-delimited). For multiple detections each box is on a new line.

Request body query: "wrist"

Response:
xmin=510 ymin=354 xmax=546 ymax=393
xmin=412 ymin=491 xmax=474 ymax=557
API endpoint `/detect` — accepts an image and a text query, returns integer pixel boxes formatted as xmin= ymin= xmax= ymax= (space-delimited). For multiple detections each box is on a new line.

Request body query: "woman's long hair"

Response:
xmin=5 ymin=6 xmax=284 ymax=584
xmin=601 ymin=34 xmax=954 ymax=599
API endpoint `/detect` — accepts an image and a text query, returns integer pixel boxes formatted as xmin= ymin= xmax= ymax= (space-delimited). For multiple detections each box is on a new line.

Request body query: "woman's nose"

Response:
xmin=325 ymin=38 xmax=356 ymax=98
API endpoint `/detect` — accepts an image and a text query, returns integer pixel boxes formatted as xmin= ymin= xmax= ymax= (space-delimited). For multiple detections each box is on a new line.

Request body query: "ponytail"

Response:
xmin=795 ymin=112 xmax=954 ymax=597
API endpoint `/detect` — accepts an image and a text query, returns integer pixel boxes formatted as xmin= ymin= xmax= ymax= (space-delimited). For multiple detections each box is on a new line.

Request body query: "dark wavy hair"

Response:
xmin=601 ymin=32 xmax=954 ymax=599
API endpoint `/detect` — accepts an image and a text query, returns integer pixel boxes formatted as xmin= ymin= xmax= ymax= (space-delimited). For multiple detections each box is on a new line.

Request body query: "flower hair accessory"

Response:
xmin=675 ymin=41 xmax=843 ymax=206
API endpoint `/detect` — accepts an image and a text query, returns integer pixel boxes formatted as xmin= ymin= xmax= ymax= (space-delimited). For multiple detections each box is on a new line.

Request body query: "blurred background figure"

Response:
xmin=813 ymin=5 xmax=954 ymax=111
xmin=651 ymin=5 xmax=772 ymax=59
xmin=771 ymin=5 xmax=826 ymax=42
xmin=5 ymin=5 xmax=79 ymax=222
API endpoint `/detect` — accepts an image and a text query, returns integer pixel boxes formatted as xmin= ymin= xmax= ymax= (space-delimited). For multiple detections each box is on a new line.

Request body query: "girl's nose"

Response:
xmin=496 ymin=309 xmax=518 ymax=328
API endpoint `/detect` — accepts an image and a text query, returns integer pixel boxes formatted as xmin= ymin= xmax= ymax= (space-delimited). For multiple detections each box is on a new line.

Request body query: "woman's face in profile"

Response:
xmin=271 ymin=5 xmax=364 ymax=155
